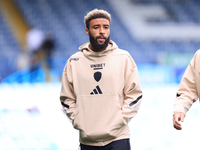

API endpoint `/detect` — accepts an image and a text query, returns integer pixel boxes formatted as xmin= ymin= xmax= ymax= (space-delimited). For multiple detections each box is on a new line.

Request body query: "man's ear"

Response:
xmin=85 ymin=28 xmax=89 ymax=35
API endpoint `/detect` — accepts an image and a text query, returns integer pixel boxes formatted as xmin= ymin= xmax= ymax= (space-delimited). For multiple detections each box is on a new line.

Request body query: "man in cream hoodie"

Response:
xmin=60 ymin=9 xmax=143 ymax=150
xmin=173 ymin=50 xmax=200 ymax=130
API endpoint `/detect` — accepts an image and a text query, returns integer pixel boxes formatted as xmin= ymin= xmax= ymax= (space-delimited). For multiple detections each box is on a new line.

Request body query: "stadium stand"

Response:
xmin=0 ymin=8 xmax=21 ymax=82
xmin=0 ymin=0 xmax=200 ymax=82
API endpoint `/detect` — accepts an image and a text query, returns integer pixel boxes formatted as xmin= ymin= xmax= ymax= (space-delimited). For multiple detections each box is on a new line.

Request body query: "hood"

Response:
xmin=79 ymin=40 xmax=118 ymax=59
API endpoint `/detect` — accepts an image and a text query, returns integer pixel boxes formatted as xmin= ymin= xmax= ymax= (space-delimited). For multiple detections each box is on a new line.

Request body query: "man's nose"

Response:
xmin=99 ymin=27 xmax=105 ymax=34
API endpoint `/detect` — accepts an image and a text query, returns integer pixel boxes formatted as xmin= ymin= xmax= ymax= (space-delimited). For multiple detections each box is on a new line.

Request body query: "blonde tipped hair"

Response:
xmin=84 ymin=8 xmax=111 ymax=29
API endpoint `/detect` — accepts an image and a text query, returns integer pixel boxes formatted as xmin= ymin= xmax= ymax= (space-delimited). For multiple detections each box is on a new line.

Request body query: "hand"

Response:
xmin=173 ymin=112 xmax=185 ymax=130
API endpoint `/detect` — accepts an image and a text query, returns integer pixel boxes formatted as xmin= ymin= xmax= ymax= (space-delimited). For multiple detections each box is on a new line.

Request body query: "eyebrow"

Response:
xmin=92 ymin=24 xmax=110 ymax=27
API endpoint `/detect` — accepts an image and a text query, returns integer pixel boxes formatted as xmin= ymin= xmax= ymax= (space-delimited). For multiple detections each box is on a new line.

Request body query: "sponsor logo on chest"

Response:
xmin=90 ymin=63 xmax=106 ymax=70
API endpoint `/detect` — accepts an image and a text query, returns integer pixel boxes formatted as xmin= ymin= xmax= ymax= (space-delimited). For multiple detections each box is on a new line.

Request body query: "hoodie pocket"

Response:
xmin=73 ymin=93 xmax=125 ymax=142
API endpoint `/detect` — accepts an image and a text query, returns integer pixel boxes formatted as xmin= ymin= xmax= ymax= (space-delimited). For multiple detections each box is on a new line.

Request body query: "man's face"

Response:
xmin=86 ymin=18 xmax=110 ymax=52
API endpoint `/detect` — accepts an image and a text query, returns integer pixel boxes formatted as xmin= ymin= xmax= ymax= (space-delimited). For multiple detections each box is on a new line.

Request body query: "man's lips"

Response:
xmin=97 ymin=37 xmax=106 ymax=42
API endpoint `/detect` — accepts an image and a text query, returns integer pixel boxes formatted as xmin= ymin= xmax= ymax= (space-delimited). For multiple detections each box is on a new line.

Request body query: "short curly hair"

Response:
xmin=84 ymin=8 xmax=111 ymax=29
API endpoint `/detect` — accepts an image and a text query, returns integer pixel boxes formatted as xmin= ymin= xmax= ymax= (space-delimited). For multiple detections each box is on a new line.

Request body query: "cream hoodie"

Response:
xmin=174 ymin=50 xmax=200 ymax=115
xmin=60 ymin=40 xmax=143 ymax=146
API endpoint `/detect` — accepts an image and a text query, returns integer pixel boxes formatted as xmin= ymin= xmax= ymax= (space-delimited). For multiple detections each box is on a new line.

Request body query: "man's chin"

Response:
xmin=97 ymin=39 xmax=105 ymax=44
xmin=98 ymin=42 xmax=105 ymax=45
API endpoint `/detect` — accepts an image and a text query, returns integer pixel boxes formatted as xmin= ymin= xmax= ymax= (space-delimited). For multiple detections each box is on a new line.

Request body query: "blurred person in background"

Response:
xmin=60 ymin=9 xmax=143 ymax=150
xmin=173 ymin=50 xmax=200 ymax=130
xmin=26 ymin=26 xmax=45 ymax=81
xmin=41 ymin=32 xmax=55 ymax=69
